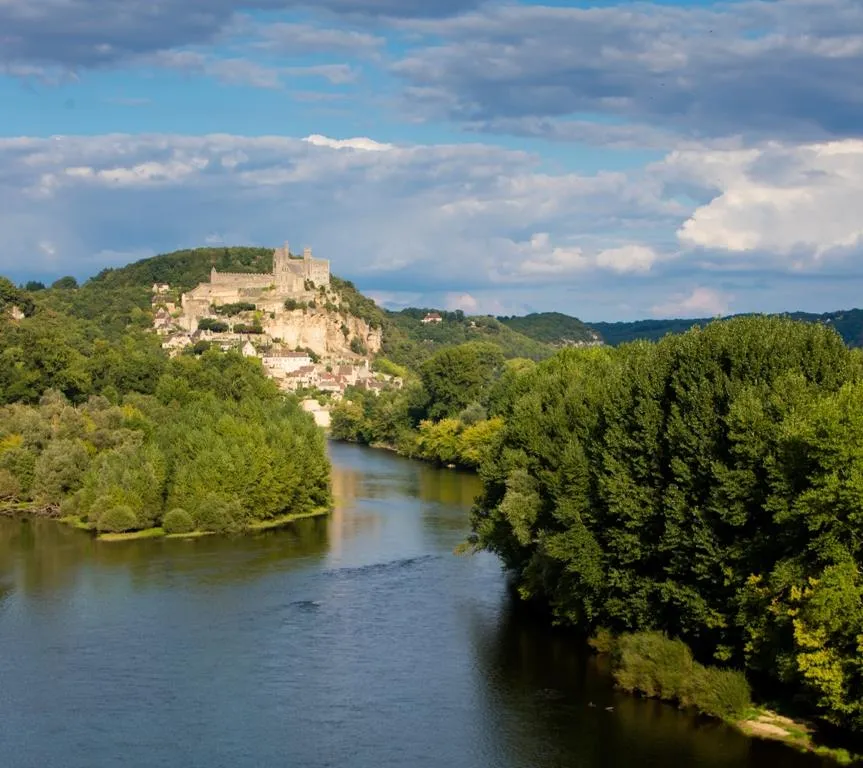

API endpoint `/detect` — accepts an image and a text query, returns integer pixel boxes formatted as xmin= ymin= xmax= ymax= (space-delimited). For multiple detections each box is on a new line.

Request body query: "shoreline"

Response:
xmin=3 ymin=507 xmax=330 ymax=541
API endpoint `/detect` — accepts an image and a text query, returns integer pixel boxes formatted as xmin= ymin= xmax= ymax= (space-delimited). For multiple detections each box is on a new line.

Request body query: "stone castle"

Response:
xmin=180 ymin=242 xmax=330 ymax=329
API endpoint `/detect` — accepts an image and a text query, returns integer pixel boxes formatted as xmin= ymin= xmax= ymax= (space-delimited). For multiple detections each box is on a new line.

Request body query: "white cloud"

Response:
xmin=595 ymin=244 xmax=658 ymax=274
xmin=303 ymin=134 xmax=394 ymax=151
xmin=444 ymin=292 xmax=479 ymax=312
xmin=672 ymin=139 xmax=863 ymax=260
xmin=651 ymin=287 xmax=731 ymax=318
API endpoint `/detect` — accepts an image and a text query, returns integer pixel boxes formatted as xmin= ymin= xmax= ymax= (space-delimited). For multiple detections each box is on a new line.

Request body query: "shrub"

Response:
xmin=0 ymin=468 xmax=20 ymax=501
xmin=612 ymin=631 xmax=751 ymax=720
xmin=98 ymin=505 xmax=139 ymax=533
xmin=198 ymin=318 xmax=229 ymax=333
xmin=350 ymin=337 xmax=368 ymax=355
xmin=689 ymin=666 xmax=752 ymax=720
xmin=194 ymin=495 xmax=245 ymax=533
xmin=163 ymin=508 xmax=195 ymax=534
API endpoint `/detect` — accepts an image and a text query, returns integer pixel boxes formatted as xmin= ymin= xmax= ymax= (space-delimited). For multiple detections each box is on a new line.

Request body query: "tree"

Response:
xmin=51 ymin=276 xmax=79 ymax=290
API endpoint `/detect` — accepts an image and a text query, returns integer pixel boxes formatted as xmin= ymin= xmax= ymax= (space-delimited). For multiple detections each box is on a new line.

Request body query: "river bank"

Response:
xmin=2 ymin=503 xmax=330 ymax=541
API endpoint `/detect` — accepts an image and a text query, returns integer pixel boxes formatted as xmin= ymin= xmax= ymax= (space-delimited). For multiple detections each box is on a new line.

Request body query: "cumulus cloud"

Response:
xmin=595 ymin=244 xmax=659 ymax=274
xmin=651 ymin=287 xmax=732 ymax=318
xmin=393 ymin=0 xmax=863 ymax=141
xmin=0 ymin=133 xmax=671 ymax=292
xmin=671 ymin=139 xmax=863 ymax=261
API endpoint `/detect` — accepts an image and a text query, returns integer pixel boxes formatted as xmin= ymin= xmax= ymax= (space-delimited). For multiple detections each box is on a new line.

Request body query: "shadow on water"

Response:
xmin=464 ymin=586 xmax=838 ymax=768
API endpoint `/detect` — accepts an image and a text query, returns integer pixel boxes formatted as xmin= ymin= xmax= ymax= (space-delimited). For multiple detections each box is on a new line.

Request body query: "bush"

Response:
xmin=0 ymin=468 xmax=20 ymax=500
xmin=98 ymin=505 xmax=139 ymax=533
xmin=194 ymin=495 xmax=245 ymax=533
xmin=612 ymin=631 xmax=751 ymax=720
xmin=198 ymin=318 xmax=229 ymax=332
xmin=689 ymin=666 xmax=752 ymax=720
xmin=163 ymin=508 xmax=195 ymax=534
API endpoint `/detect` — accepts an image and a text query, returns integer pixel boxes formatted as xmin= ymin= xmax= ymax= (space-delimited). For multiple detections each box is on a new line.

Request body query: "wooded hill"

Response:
xmin=77 ymin=247 xmax=558 ymax=368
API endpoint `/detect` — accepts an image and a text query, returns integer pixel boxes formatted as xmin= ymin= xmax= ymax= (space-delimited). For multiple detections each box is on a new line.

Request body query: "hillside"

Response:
xmin=91 ymin=246 xmax=276 ymax=293
xmin=75 ymin=248 xmax=553 ymax=369
xmin=382 ymin=309 xmax=555 ymax=368
xmin=589 ymin=309 xmax=863 ymax=348
xmin=497 ymin=312 xmax=598 ymax=346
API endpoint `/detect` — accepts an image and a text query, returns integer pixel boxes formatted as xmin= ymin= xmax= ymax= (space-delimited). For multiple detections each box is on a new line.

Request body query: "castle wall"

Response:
xmin=308 ymin=260 xmax=330 ymax=286
xmin=211 ymin=272 xmax=272 ymax=288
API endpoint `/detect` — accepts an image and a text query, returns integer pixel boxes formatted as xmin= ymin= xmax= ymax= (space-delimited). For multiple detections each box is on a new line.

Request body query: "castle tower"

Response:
xmin=273 ymin=241 xmax=291 ymax=289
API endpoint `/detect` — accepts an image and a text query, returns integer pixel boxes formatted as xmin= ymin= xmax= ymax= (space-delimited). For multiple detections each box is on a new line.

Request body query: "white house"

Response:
xmin=421 ymin=312 xmax=442 ymax=324
xmin=262 ymin=351 xmax=313 ymax=373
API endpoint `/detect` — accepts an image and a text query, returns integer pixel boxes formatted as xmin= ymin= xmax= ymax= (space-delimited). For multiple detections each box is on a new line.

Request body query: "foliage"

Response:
xmin=350 ymin=337 xmax=368 ymax=356
xmin=232 ymin=323 xmax=263 ymax=334
xmin=163 ymin=508 xmax=195 ymax=534
xmin=198 ymin=318 xmax=229 ymax=333
xmin=51 ymin=276 xmax=79 ymax=290
xmin=97 ymin=505 xmax=139 ymax=533
xmin=0 ymin=277 xmax=36 ymax=318
xmin=612 ymin=631 xmax=752 ymax=720
xmin=589 ymin=309 xmax=863 ymax=349
xmin=382 ymin=308 xmax=554 ymax=370
xmin=470 ymin=316 xmax=863 ymax=732
xmin=213 ymin=302 xmax=256 ymax=316
xmin=497 ymin=312 xmax=596 ymax=345
xmin=90 ymin=246 xmax=275 ymax=293
xmin=0 ymin=276 xmax=332 ymax=535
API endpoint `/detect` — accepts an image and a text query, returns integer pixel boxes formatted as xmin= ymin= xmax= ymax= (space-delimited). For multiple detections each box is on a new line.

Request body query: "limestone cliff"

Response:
xmin=264 ymin=308 xmax=381 ymax=359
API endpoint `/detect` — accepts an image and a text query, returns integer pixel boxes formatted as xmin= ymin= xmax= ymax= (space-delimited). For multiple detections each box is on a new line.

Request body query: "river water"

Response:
xmin=0 ymin=442 xmax=833 ymax=768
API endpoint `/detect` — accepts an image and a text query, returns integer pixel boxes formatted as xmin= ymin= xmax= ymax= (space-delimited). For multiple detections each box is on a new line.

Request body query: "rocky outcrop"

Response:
xmin=265 ymin=308 xmax=381 ymax=359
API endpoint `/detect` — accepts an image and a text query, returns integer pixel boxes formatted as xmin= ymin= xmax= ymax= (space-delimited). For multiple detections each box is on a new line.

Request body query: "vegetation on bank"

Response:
xmin=330 ymin=341 xmax=528 ymax=468
xmin=468 ymin=316 xmax=863 ymax=736
xmin=590 ymin=630 xmax=752 ymax=721
xmin=0 ymin=353 xmax=330 ymax=535
xmin=1 ymin=266 xmax=331 ymax=536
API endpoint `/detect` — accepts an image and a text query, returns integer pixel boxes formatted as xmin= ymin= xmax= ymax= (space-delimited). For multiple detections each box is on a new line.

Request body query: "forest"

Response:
xmin=0 ymin=275 xmax=330 ymax=536
xmin=468 ymin=316 xmax=863 ymax=735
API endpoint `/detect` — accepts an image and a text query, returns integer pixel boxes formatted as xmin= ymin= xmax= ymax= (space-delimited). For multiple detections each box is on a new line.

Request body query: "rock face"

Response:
xmin=265 ymin=309 xmax=381 ymax=358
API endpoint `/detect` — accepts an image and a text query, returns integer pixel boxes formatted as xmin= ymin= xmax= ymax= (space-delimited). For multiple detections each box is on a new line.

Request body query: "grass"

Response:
xmin=90 ymin=506 xmax=330 ymax=541
xmin=247 ymin=507 xmax=330 ymax=531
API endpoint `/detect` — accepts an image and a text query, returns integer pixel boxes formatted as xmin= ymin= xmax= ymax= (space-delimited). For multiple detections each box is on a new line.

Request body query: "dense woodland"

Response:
xmin=469 ymin=317 xmax=863 ymax=734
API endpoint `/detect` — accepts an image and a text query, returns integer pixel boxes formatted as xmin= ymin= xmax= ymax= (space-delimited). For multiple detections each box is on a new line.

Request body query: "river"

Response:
xmin=0 ymin=442 xmax=834 ymax=768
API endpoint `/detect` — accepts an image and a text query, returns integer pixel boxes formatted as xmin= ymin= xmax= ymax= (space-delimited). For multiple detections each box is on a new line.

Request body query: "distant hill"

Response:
xmin=589 ymin=310 xmax=863 ymax=349
xmin=497 ymin=312 xmax=598 ymax=346
xmin=383 ymin=309 xmax=555 ymax=368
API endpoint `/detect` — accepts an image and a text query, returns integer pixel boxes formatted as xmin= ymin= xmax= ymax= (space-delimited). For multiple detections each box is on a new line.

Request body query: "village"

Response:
xmin=149 ymin=242 xmax=403 ymax=421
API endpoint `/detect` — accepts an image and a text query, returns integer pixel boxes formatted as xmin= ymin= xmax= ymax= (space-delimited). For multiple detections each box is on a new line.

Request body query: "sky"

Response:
xmin=1 ymin=0 xmax=863 ymax=321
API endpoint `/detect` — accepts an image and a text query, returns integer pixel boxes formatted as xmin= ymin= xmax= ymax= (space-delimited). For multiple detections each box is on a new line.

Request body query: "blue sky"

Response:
xmin=1 ymin=0 xmax=863 ymax=321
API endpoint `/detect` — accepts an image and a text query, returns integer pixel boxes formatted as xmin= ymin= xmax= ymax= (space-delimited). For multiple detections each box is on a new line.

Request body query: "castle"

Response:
xmin=180 ymin=242 xmax=330 ymax=329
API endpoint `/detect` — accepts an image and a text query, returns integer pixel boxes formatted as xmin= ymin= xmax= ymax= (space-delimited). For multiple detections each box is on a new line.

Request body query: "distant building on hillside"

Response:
xmin=179 ymin=241 xmax=330 ymax=330
xmin=262 ymin=350 xmax=313 ymax=373
xmin=421 ymin=312 xmax=442 ymax=325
